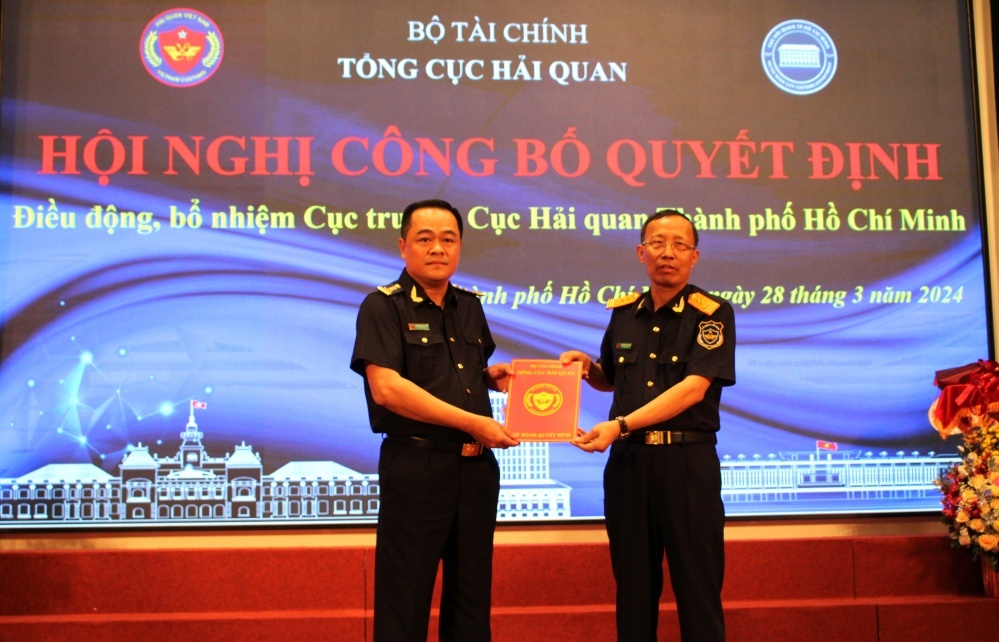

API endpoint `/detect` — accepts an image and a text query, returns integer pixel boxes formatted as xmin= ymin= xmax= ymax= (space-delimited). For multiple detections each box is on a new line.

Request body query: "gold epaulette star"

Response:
xmin=687 ymin=291 xmax=721 ymax=316
xmin=453 ymin=284 xmax=485 ymax=297
xmin=606 ymin=292 xmax=642 ymax=309
xmin=377 ymin=283 xmax=402 ymax=296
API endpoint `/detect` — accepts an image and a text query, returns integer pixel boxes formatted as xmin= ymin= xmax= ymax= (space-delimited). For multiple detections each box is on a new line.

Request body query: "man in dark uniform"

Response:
xmin=350 ymin=199 xmax=520 ymax=642
xmin=561 ymin=209 xmax=735 ymax=642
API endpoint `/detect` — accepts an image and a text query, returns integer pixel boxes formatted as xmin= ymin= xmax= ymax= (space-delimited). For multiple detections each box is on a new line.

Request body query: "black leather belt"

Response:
xmin=633 ymin=430 xmax=716 ymax=446
xmin=388 ymin=434 xmax=486 ymax=457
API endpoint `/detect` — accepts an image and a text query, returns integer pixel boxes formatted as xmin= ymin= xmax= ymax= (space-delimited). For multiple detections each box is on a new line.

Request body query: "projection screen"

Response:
xmin=0 ymin=0 xmax=995 ymax=529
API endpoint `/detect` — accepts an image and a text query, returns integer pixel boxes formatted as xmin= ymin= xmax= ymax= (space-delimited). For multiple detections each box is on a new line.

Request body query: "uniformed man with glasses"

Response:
xmin=561 ymin=208 xmax=736 ymax=641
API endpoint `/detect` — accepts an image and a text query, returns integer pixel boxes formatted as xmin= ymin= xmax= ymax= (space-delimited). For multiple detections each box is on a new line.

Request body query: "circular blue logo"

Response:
xmin=140 ymin=9 xmax=224 ymax=88
xmin=761 ymin=19 xmax=837 ymax=95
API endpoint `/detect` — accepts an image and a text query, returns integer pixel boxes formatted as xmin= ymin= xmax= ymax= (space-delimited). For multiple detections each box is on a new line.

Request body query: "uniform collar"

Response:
xmin=666 ymin=286 xmax=690 ymax=315
xmin=635 ymin=285 xmax=690 ymax=317
xmin=399 ymin=269 xmax=456 ymax=307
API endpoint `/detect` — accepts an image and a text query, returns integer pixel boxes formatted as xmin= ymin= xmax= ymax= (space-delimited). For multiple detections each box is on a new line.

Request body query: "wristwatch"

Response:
xmin=615 ymin=416 xmax=631 ymax=439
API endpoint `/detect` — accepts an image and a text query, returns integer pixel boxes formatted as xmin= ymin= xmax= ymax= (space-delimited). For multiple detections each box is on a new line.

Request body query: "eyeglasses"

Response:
xmin=641 ymin=240 xmax=695 ymax=254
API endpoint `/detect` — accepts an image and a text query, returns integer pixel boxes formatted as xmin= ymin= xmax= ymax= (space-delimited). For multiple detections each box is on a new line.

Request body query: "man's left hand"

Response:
xmin=572 ymin=420 xmax=620 ymax=453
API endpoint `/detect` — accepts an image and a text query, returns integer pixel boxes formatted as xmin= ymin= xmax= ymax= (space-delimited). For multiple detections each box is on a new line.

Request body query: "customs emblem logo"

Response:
xmin=523 ymin=383 xmax=564 ymax=417
xmin=697 ymin=321 xmax=724 ymax=350
xmin=761 ymin=19 xmax=837 ymax=95
xmin=140 ymin=9 xmax=224 ymax=88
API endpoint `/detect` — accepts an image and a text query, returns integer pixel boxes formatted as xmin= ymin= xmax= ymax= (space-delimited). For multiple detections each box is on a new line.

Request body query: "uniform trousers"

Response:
xmin=374 ymin=436 xmax=500 ymax=642
xmin=604 ymin=439 xmax=726 ymax=642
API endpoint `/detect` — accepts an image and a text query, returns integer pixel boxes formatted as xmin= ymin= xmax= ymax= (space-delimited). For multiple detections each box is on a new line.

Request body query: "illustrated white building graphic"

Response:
xmin=0 ymin=400 xmax=959 ymax=526
xmin=777 ymin=43 xmax=822 ymax=68
xmin=0 ymin=399 xmax=570 ymax=525
xmin=1 ymin=406 xmax=379 ymax=524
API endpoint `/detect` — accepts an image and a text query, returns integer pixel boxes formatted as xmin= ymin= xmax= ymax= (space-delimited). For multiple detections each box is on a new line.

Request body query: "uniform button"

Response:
xmin=466 ymin=388 xmax=472 ymax=394
xmin=652 ymin=326 xmax=660 ymax=333
xmin=646 ymin=381 xmax=654 ymax=387
xmin=457 ymin=363 xmax=464 ymax=369
xmin=672 ymin=356 xmax=678 ymax=362
xmin=649 ymin=353 xmax=657 ymax=359
xmin=449 ymin=337 xmax=455 ymax=342
xmin=421 ymin=337 xmax=428 ymax=344
xmin=618 ymin=356 xmax=625 ymax=363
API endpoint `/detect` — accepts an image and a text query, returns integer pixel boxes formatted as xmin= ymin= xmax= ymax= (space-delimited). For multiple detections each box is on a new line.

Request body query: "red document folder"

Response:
xmin=504 ymin=359 xmax=582 ymax=442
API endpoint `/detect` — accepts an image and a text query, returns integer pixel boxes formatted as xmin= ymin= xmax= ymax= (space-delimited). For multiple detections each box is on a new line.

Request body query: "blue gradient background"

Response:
xmin=0 ymin=0 xmax=990 ymax=526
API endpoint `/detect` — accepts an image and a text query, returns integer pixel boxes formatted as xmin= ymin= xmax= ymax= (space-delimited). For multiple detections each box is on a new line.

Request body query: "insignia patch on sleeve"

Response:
xmin=697 ymin=321 xmax=724 ymax=350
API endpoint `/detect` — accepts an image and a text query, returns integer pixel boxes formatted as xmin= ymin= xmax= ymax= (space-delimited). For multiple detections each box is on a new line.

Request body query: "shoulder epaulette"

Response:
xmin=377 ymin=283 xmax=403 ymax=296
xmin=687 ymin=291 xmax=721 ymax=316
xmin=606 ymin=292 xmax=642 ymax=309
xmin=453 ymin=284 xmax=484 ymax=297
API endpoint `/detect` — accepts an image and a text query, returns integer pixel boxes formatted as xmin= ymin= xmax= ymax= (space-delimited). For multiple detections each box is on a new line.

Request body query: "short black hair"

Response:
xmin=400 ymin=199 xmax=463 ymax=239
xmin=640 ymin=209 xmax=698 ymax=247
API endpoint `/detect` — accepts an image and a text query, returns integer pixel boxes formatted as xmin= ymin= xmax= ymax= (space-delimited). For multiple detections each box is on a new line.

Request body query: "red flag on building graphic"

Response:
xmin=191 ymin=400 xmax=208 ymax=409
xmin=816 ymin=440 xmax=838 ymax=451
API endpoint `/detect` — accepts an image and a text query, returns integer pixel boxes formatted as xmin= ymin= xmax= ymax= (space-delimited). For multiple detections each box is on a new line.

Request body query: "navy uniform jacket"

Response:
xmin=350 ymin=269 xmax=495 ymax=442
xmin=599 ymin=285 xmax=736 ymax=432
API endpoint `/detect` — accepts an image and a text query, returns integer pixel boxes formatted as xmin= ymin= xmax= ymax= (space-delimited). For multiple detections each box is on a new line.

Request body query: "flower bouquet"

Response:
xmin=929 ymin=359 xmax=999 ymax=582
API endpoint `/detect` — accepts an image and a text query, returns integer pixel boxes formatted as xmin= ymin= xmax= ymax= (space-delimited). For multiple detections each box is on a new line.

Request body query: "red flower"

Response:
xmin=930 ymin=360 xmax=999 ymax=438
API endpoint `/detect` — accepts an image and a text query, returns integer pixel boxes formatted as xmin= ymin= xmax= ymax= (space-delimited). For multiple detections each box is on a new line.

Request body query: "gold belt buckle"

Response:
xmin=646 ymin=431 xmax=664 ymax=445
xmin=461 ymin=443 xmax=483 ymax=457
